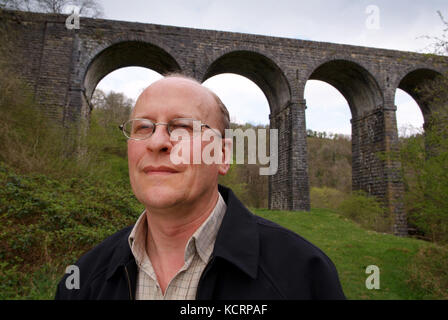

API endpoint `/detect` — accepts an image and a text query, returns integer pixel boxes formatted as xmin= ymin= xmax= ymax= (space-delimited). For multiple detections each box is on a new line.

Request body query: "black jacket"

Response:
xmin=55 ymin=185 xmax=345 ymax=300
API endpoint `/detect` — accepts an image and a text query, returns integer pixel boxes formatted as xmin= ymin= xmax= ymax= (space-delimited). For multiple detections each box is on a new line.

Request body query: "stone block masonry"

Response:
xmin=2 ymin=9 xmax=447 ymax=236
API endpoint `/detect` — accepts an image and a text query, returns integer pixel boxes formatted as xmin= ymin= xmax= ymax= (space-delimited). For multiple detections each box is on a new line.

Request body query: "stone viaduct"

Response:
xmin=1 ymin=9 xmax=446 ymax=236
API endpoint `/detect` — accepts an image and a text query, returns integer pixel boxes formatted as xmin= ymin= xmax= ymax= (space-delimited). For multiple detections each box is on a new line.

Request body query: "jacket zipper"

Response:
xmin=124 ymin=265 xmax=133 ymax=300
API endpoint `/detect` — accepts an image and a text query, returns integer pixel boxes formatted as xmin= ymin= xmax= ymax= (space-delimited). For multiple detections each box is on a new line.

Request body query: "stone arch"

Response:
xmin=396 ymin=67 xmax=443 ymax=123
xmin=304 ymin=57 xmax=384 ymax=118
xmin=304 ymin=58 xmax=396 ymax=227
xmin=201 ymin=49 xmax=291 ymax=114
xmin=82 ymin=40 xmax=181 ymax=100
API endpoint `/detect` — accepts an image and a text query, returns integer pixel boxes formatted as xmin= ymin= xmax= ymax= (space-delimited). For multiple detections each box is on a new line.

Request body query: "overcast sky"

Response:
xmin=94 ymin=0 xmax=448 ymax=135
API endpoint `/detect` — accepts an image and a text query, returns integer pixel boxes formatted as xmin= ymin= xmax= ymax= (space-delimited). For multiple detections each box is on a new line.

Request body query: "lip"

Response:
xmin=142 ymin=165 xmax=180 ymax=175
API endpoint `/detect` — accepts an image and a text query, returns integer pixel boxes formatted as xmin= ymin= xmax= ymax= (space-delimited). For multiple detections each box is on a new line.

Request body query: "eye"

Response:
xmin=132 ymin=121 xmax=153 ymax=134
xmin=169 ymin=119 xmax=194 ymax=132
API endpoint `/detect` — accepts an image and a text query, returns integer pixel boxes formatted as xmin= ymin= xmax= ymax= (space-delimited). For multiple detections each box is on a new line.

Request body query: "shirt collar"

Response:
xmin=107 ymin=185 xmax=260 ymax=282
xmin=128 ymin=192 xmax=227 ymax=267
xmin=186 ymin=193 xmax=226 ymax=263
xmin=127 ymin=209 xmax=147 ymax=267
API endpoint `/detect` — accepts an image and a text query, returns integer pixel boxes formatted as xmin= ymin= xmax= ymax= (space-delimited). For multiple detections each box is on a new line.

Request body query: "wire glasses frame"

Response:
xmin=119 ymin=118 xmax=222 ymax=141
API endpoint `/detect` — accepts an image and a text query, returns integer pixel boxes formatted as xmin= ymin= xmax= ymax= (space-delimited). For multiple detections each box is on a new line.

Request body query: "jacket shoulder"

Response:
xmin=55 ymin=225 xmax=134 ymax=299
xmin=79 ymin=225 xmax=134 ymax=261
xmin=252 ymin=215 xmax=345 ymax=299
xmin=253 ymin=215 xmax=328 ymax=258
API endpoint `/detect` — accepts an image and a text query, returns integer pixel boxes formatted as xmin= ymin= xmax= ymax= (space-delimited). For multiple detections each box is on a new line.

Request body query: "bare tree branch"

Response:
xmin=1 ymin=0 xmax=103 ymax=18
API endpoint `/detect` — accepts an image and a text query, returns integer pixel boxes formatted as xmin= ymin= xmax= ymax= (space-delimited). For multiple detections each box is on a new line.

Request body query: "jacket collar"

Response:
xmin=106 ymin=185 xmax=260 ymax=280
xmin=106 ymin=227 xmax=136 ymax=281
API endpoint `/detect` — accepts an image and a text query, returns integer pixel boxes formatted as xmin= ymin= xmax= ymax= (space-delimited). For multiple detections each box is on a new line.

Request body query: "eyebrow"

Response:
xmin=171 ymin=113 xmax=195 ymax=119
xmin=131 ymin=114 xmax=196 ymax=121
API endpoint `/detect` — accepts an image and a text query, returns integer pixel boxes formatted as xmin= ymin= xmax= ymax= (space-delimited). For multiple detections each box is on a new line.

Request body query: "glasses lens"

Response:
xmin=124 ymin=119 xmax=154 ymax=139
xmin=168 ymin=119 xmax=198 ymax=139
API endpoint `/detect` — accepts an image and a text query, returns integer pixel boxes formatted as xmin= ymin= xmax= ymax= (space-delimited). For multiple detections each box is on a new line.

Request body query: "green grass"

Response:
xmin=17 ymin=208 xmax=447 ymax=300
xmin=2 ymin=203 xmax=445 ymax=299
xmin=254 ymin=208 xmax=445 ymax=300
xmin=1 ymin=153 xmax=445 ymax=299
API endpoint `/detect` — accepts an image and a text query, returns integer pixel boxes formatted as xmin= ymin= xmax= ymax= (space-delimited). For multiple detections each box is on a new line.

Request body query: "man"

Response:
xmin=55 ymin=74 xmax=345 ymax=300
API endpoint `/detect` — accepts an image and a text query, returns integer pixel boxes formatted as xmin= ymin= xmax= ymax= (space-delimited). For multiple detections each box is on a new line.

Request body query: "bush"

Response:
xmin=310 ymin=187 xmax=348 ymax=210
xmin=398 ymin=113 xmax=448 ymax=244
xmin=337 ymin=191 xmax=392 ymax=233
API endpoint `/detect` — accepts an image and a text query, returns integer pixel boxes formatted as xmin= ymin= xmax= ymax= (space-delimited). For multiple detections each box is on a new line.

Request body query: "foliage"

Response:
xmin=310 ymin=187 xmax=348 ymax=210
xmin=397 ymin=113 xmax=448 ymax=244
xmin=407 ymin=245 xmax=448 ymax=299
xmin=396 ymin=14 xmax=448 ymax=244
xmin=0 ymin=65 xmax=142 ymax=299
xmin=0 ymin=160 xmax=143 ymax=298
xmin=86 ymin=89 xmax=132 ymax=181
xmin=307 ymin=134 xmax=352 ymax=193
xmin=337 ymin=190 xmax=392 ymax=233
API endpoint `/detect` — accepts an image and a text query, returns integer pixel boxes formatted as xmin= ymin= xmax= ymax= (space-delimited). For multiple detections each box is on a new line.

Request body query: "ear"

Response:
xmin=218 ymin=138 xmax=232 ymax=175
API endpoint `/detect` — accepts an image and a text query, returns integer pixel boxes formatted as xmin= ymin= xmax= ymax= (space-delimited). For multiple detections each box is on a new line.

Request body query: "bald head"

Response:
xmin=132 ymin=74 xmax=230 ymax=134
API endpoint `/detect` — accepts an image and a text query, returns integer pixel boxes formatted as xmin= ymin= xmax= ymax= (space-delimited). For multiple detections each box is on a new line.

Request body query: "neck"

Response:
xmin=145 ymin=189 xmax=219 ymax=256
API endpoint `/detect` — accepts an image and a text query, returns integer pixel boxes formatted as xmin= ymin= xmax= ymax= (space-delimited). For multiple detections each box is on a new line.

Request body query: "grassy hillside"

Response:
xmin=1 ymin=161 xmax=446 ymax=299
xmin=254 ymin=208 xmax=447 ymax=300
xmin=0 ymin=161 xmax=144 ymax=299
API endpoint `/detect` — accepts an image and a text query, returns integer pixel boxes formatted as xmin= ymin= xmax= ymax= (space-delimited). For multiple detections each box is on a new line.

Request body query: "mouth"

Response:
xmin=142 ymin=165 xmax=180 ymax=175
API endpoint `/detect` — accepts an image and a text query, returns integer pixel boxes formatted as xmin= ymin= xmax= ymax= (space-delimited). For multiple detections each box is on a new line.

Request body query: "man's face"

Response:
xmin=127 ymin=77 xmax=229 ymax=212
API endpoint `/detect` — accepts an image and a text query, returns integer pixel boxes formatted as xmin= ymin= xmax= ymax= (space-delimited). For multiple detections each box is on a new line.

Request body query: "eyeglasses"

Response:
xmin=119 ymin=118 xmax=222 ymax=140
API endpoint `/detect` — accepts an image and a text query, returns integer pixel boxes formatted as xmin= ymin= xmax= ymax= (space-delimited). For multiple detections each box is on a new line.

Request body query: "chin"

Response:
xmin=136 ymin=184 xmax=188 ymax=210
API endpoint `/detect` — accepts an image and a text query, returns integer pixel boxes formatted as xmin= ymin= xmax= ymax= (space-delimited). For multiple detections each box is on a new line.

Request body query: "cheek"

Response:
xmin=127 ymin=141 xmax=143 ymax=172
xmin=170 ymin=139 xmax=197 ymax=165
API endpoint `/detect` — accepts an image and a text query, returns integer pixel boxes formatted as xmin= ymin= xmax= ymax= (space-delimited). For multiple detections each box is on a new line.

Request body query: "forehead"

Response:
xmin=132 ymin=78 xmax=216 ymax=120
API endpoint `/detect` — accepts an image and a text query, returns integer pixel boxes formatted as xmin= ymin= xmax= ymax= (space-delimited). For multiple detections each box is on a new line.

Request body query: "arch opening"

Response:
xmin=398 ymin=68 xmax=442 ymax=124
xmin=304 ymin=80 xmax=352 ymax=136
xmin=203 ymin=73 xmax=270 ymax=125
xmin=304 ymin=80 xmax=353 ymax=195
xmin=305 ymin=59 xmax=384 ymax=200
xmin=83 ymin=41 xmax=180 ymax=100
xmin=202 ymin=50 xmax=291 ymax=114
xmin=95 ymin=67 xmax=163 ymax=103
xmin=394 ymin=88 xmax=424 ymax=137
xmin=308 ymin=59 xmax=383 ymax=119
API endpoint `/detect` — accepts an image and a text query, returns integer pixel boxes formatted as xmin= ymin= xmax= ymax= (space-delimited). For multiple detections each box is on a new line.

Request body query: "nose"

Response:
xmin=145 ymin=123 xmax=173 ymax=153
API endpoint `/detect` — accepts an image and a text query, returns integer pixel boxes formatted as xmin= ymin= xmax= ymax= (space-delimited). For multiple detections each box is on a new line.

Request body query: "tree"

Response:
xmin=398 ymin=117 xmax=448 ymax=243
xmin=87 ymin=89 xmax=133 ymax=160
xmin=91 ymin=89 xmax=133 ymax=127
xmin=420 ymin=11 xmax=448 ymax=57
xmin=397 ymin=11 xmax=448 ymax=243
xmin=1 ymin=0 xmax=103 ymax=18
